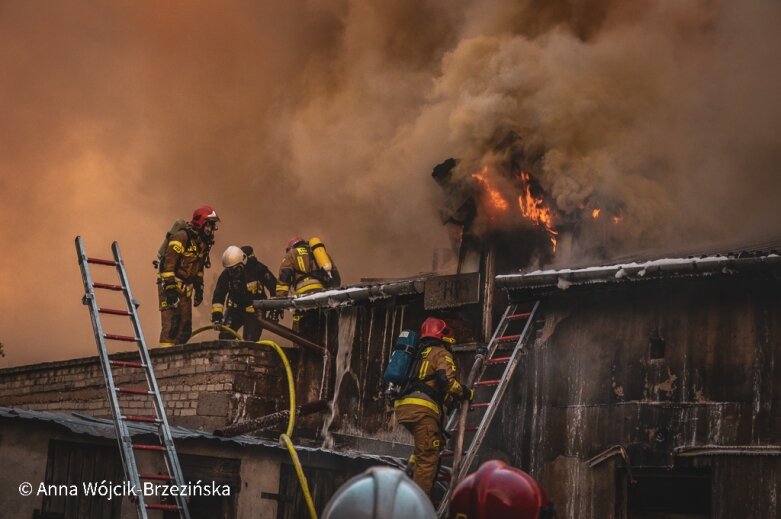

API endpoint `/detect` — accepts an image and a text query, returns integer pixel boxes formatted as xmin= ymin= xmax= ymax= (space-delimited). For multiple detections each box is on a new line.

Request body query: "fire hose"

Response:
xmin=190 ymin=325 xmax=318 ymax=519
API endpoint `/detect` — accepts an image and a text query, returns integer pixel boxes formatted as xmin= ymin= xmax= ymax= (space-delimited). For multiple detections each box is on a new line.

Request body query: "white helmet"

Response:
xmin=322 ymin=466 xmax=436 ymax=519
xmin=221 ymin=245 xmax=247 ymax=269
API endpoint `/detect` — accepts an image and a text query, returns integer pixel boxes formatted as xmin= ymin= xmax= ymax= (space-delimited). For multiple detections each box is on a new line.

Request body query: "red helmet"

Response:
xmin=420 ymin=317 xmax=455 ymax=344
xmin=449 ymin=460 xmax=553 ymax=519
xmin=287 ymin=236 xmax=305 ymax=251
xmin=191 ymin=205 xmax=220 ymax=229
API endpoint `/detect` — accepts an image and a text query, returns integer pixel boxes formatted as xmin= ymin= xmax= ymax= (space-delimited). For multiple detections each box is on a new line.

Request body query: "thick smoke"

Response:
xmin=1 ymin=0 xmax=779 ymax=366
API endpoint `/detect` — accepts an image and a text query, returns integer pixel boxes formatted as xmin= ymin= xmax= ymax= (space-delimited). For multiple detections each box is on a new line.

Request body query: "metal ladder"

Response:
xmin=75 ymin=237 xmax=191 ymax=519
xmin=435 ymin=300 xmax=541 ymax=517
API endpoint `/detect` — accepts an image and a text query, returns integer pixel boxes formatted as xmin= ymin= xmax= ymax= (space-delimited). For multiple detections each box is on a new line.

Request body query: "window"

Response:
xmin=38 ymin=440 xmax=124 ymax=519
xmin=649 ymin=336 xmax=666 ymax=360
xmin=627 ymin=467 xmax=711 ymax=518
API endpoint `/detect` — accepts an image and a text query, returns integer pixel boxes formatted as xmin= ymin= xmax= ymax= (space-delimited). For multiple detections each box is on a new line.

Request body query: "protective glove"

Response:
xmin=193 ymin=282 xmax=204 ymax=307
xmin=462 ymin=387 xmax=475 ymax=403
xmin=211 ymin=311 xmax=223 ymax=326
xmin=164 ymin=285 xmax=180 ymax=309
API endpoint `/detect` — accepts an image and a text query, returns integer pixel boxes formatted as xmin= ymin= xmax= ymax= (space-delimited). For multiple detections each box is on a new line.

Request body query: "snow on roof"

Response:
xmin=254 ymin=277 xmax=427 ymax=310
xmin=496 ymin=252 xmax=781 ymax=291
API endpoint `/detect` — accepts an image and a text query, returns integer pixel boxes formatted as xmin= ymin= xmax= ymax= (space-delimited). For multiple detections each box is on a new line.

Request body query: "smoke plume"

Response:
xmin=0 ymin=0 xmax=779 ymax=366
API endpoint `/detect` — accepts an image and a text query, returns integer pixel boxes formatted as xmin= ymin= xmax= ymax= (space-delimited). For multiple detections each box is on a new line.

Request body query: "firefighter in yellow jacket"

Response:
xmin=394 ymin=317 xmax=472 ymax=495
xmin=275 ymin=236 xmax=341 ymax=297
xmin=157 ymin=206 xmax=219 ymax=347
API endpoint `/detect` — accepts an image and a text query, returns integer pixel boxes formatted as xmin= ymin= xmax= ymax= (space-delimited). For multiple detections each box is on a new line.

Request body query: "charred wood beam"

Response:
xmin=587 ymin=445 xmax=637 ymax=485
xmin=214 ymin=400 xmax=329 ymax=437
xmin=256 ymin=315 xmax=326 ymax=355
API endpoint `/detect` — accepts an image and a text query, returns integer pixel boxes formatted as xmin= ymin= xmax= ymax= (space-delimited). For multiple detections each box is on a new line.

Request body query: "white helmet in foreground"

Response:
xmin=322 ymin=466 xmax=436 ymax=519
xmin=221 ymin=245 xmax=247 ymax=269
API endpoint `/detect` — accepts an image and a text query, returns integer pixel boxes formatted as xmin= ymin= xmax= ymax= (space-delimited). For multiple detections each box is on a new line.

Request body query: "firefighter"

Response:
xmin=394 ymin=317 xmax=472 ymax=496
xmin=449 ymin=460 xmax=555 ymax=519
xmin=322 ymin=466 xmax=436 ymax=519
xmin=276 ymin=236 xmax=341 ymax=332
xmin=157 ymin=205 xmax=219 ymax=347
xmin=211 ymin=245 xmax=277 ymax=341
xmin=275 ymin=236 xmax=341 ymax=297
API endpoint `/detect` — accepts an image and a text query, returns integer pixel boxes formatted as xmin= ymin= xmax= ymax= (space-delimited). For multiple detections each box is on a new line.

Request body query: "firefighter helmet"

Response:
xmin=322 ymin=466 xmax=436 ymax=519
xmin=222 ymin=246 xmax=247 ymax=269
xmin=449 ymin=460 xmax=553 ymax=519
xmin=191 ymin=205 xmax=220 ymax=230
xmin=420 ymin=317 xmax=455 ymax=344
xmin=287 ymin=236 xmax=305 ymax=251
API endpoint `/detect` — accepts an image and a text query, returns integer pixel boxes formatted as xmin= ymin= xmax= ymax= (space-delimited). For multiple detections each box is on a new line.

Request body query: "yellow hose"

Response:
xmin=189 ymin=325 xmax=317 ymax=519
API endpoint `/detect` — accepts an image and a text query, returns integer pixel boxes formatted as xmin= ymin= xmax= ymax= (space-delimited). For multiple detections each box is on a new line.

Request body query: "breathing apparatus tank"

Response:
xmin=383 ymin=329 xmax=419 ymax=398
xmin=309 ymin=237 xmax=333 ymax=278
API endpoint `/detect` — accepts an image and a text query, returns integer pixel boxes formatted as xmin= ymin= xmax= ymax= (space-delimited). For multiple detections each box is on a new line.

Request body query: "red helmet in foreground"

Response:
xmin=449 ymin=460 xmax=553 ymax=519
xmin=420 ymin=317 xmax=456 ymax=344
xmin=287 ymin=236 xmax=305 ymax=251
xmin=190 ymin=205 xmax=219 ymax=229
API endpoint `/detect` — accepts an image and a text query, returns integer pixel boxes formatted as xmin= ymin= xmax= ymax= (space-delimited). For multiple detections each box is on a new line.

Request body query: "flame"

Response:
xmin=471 ymin=165 xmax=509 ymax=214
xmin=592 ymin=208 xmax=601 ymax=219
xmin=518 ymin=172 xmax=558 ymax=252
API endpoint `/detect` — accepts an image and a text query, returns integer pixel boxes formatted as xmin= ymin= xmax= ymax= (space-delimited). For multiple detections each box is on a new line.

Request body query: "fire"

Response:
xmin=471 ymin=165 xmax=509 ymax=214
xmin=518 ymin=172 xmax=558 ymax=252
xmin=592 ymin=208 xmax=601 ymax=219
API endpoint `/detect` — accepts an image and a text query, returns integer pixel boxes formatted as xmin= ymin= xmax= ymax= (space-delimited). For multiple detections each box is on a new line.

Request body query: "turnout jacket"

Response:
xmin=158 ymin=227 xmax=210 ymax=291
xmin=276 ymin=245 xmax=341 ymax=296
xmin=212 ymin=257 xmax=277 ymax=314
xmin=394 ymin=342 xmax=466 ymax=419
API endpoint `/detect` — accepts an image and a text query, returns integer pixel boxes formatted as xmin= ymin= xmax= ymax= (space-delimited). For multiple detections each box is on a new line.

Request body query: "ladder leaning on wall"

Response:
xmin=434 ymin=300 xmax=541 ymax=518
xmin=75 ymin=236 xmax=191 ymax=519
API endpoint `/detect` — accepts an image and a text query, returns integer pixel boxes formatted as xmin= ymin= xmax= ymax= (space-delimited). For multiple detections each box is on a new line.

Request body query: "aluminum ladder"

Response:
xmin=435 ymin=300 xmax=541 ymax=517
xmin=75 ymin=237 xmax=191 ymax=519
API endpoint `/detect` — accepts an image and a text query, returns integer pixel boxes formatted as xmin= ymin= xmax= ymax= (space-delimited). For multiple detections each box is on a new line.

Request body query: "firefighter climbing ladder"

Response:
xmin=75 ymin=237 xmax=191 ymax=519
xmin=435 ymin=300 xmax=541 ymax=517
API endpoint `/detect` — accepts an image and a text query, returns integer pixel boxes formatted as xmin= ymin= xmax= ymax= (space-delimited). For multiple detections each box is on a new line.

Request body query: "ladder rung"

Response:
xmin=507 ymin=312 xmax=531 ymax=321
xmin=146 ymin=504 xmax=180 ymax=511
xmin=116 ymin=387 xmax=152 ymax=395
xmin=487 ymin=356 xmax=512 ymax=364
xmin=99 ymin=308 xmax=131 ymax=316
xmin=463 ymin=426 xmax=478 ymax=432
xmin=436 ymin=474 xmax=450 ymax=481
xmin=93 ymin=282 xmax=124 ymax=291
xmin=87 ymin=257 xmax=117 ymax=266
xmin=469 ymin=403 xmax=490 ymax=409
xmin=497 ymin=334 xmax=521 ymax=342
xmin=475 ymin=379 xmax=500 ymax=387
xmin=104 ymin=333 xmax=138 ymax=342
xmin=140 ymin=474 xmax=173 ymax=481
xmin=123 ymin=415 xmax=161 ymax=424
xmin=110 ymin=360 xmax=145 ymax=369
xmin=133 ymin=443 xmax=166 ymax=452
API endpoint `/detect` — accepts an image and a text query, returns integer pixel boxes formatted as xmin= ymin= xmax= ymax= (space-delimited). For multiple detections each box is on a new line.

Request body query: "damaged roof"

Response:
xmin=0 ymin=406 xmax=404 ymax=468
xmin=496 ymin=251 xmax=781 ymax=291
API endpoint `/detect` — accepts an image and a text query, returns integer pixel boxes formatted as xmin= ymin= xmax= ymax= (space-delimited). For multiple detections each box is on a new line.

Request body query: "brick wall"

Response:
xmin=0 ymin=341 xmax=294 ymax=430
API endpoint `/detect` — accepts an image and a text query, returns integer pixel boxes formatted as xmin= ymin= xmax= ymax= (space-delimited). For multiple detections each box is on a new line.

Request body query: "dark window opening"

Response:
xmin=276 ymin=464 xmax=354 ymax=519
xmin=163 ymin=453 xmax=240 ymax=519
xmin=38 ymin=440 xmax=124 ymax=519
xmin=649 ymin=336 xmax=666 ymax=360
xmin=627 ymin=467 xmax=711 ymax=518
